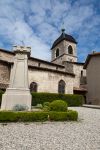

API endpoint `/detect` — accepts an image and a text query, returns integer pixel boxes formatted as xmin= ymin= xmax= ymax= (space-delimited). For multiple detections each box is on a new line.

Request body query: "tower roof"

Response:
xmin=51 ymin=29 xmax=77 ymax=49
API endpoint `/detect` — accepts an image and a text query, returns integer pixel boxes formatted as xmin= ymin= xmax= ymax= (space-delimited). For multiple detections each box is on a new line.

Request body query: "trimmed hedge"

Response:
xmin=49 ymin=100 xmax=67 ymax=112
xmin=0 ymin=110 xmax=78 ymax=122
xmin=0 ymin=91 xmax=84 ymax=107
xmin=49 ymin=110 xmax=78 ymax=121
xmin=31 ymin=93 xmax=84 ymax=106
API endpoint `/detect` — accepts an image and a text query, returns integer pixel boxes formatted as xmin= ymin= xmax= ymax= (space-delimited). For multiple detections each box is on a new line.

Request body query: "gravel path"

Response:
xmin=0 ymin=107 xmax=100 ymax=150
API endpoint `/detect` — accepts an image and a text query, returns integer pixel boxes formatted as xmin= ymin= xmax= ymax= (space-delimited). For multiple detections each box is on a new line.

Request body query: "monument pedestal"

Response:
xmin=1 ymin=46 xmax=32 ymax=110
xmin=1 ymin=88 xmax=31 ymax=110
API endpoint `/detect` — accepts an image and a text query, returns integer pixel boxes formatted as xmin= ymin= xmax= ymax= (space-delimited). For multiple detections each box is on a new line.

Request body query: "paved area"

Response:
xmin=0 ymin=107 xmax=100 ymax=150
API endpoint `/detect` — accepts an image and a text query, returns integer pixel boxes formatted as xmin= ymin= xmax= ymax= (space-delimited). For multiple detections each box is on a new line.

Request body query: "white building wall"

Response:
xmin=29 ymin=69 xmax=74 ymax=94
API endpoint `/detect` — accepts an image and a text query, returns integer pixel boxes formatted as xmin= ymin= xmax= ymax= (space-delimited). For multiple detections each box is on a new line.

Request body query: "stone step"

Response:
xmin=83 ymin=104 xmax=100 ymax=109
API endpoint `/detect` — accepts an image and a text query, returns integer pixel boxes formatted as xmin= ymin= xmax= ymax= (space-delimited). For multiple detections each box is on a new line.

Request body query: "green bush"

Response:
xmin=43 ymin=102 xmax=50 ymax=111
xmin=0 ymin=111 xmax=48 ymax=122
xmin=0 ymin=92 xmax=84 ymax=107
xmin=49 ymin=110 xmax=78 ymax=121
xmin=0 ymin=110 xmax=78 ymax=122
xmin=31 ymin=93 xmax=84 ymax=106
xmin=43 ymin=105 xmax=50 ymax=112
xmin=49 ymin=100 xmax=67 ymax=112
xmin=34 ymin=104 xmax=43 ymax=109
xmin=0 ymin=91 xmax=84 ymax=107
xmin=43 ymin=102 xmax=50 ymax=107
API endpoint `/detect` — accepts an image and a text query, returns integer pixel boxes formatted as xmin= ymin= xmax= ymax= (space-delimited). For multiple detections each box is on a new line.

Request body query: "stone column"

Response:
xmin=1 ymin=46 xmax=32 ymax=110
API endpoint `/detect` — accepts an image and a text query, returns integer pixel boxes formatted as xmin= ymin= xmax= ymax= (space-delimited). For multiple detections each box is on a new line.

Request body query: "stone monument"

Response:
xmin=1 ymin=46 xmax=32 ymax=110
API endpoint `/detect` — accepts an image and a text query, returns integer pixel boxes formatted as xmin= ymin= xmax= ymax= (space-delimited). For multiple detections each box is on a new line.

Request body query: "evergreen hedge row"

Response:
xmin=0 ymin=110 xmax=78 ymax=122
xmin=0 ymin=91 xmax=84 ymax=107
xmin=31 ymin=93 xmax=84 ymax=106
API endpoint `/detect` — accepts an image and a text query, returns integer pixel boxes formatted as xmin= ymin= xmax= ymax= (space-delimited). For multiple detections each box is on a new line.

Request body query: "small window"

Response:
xmin=38 ymin=63 xmax=41 ymax=67
xmin=58 ymin=80 xmax=65 ymax=94
xmin=30 ymin=82 xmax=37 ymax=92
xmin=68 ymin=45 xmax=73 ymax=54
xmin=81 ymin=70 xmax=83 ymax=77
xmin=56 ymin=66 xmax=58 ymax=70
xmin=56 ymin=48 xmax=59 ymax=57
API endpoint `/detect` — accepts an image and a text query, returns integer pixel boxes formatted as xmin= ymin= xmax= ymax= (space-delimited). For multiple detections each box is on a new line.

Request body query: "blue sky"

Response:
xmin=0 ymin=0 xmax=100 ymax=62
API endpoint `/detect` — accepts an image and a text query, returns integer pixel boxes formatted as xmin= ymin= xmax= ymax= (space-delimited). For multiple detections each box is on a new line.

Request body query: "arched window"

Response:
xmin=30 ymin=82 xmax=37 ymax=92
xmin=68 ymin=45 xmax=73 ymax=54
xmin=56 ymin=48 xmax=59 ymax=57
xmin=58 ymin=80 xmax=65 ymax=94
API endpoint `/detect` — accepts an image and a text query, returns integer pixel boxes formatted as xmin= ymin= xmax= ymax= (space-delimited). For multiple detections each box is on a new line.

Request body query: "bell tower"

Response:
xmin=51 ymin=29 xmax=77 ymax=65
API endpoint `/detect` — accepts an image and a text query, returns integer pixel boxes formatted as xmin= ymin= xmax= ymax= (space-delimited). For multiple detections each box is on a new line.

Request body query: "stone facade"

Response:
xmin=73 ymin=63 xmax=86 ymax=88
xmin=28 ymin=58 xmax=65 ymax=72
xmin=0 ymin=49 xmax=76 ymax=94
xmin=0 ymin=48 xmax=86 ymax=95
xmin=0 ymin=61 xmax=10 ymax=85
xmin=29 ymin=68 xmax=74 ymax=94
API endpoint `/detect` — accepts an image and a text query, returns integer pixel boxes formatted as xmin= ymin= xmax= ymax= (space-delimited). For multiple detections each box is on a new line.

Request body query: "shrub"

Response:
xmin=43 ymin=105 xmax=50 ymax=112
xmin=43 ymin=102 xmax=50 ymax=107
xmin=13 ymin=104 xmax=29 ymax=111
xmin=31 ymin=93 xmax=84 ymax=106
xmin=0 ymin=110 xmax=78 ymax=122
xmin=66 ymin=110 xmax=78 ymax=121
xmin=49 ymin=112 xmax=68 ymax=121
xmin=49 ymin=100 xmax=67 ymax=112
xmin=0 ymin=111 xmax=48 ymax=122
xmin=49 ymin=110 xmax=78 ymax=121
xmin=34 ymin=104 xmax=43 ymax=109
xmin=0 ymin=92 xmax=84 ymax=107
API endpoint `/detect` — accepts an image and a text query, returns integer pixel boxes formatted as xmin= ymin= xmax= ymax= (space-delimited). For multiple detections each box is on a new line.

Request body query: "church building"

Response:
xmin=0 ymin=29 xmax=87 ymax=99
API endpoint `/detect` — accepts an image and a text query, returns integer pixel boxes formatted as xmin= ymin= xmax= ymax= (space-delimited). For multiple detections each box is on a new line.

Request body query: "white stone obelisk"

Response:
xmin=1 ymin=46 xmax=32 ymax=110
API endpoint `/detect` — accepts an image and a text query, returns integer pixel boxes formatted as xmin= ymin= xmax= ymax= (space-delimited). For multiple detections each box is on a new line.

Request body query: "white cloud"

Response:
xmin=0 ymin=0 xmax=99 ymax=62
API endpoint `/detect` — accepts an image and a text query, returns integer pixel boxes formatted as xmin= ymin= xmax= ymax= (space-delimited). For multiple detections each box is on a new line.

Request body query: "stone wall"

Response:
xmin=63 ymin=62 xmax=74 ymax=73
xmin=29 ymin=68 xmax=74 ymax=94
xmin=51 ymin=41 xmax=65 ymax=61
xmin=51 ymin=40 xmax=77 ymax=65
xmin=0 ymin=50 xmax=14 ymax=63
xmin=0 ymin=49 xmax=83 ymax=95
xmin=73 ymin=64 xmax=86 ymax=88
xmin=28 ymin=59 xmax=65 ymax=72
xmin=0 ymin=62 xmax=10 ymax=84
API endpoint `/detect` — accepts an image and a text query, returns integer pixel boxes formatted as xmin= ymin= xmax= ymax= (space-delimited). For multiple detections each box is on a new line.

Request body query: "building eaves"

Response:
xmin=0 ymin=59 xmax=13 ymax=65
xmin=28 ymin=65 xmax=75 ymax=77
xmin=65 ymin=61 xmax=84 ymax=65
xmin=0 ymin=48 xmax=14 ymax=55
xmin=29 ymin=57 xmax=65 ymax=68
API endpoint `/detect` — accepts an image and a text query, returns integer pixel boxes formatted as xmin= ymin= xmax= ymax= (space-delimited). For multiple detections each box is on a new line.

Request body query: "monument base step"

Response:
xmin=1 ymin=88 xmax=32 ymax=110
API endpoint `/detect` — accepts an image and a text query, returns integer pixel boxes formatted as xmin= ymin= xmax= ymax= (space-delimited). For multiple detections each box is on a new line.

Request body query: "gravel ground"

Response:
xmin=0 ymin=107 xmax=100 ymax=150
